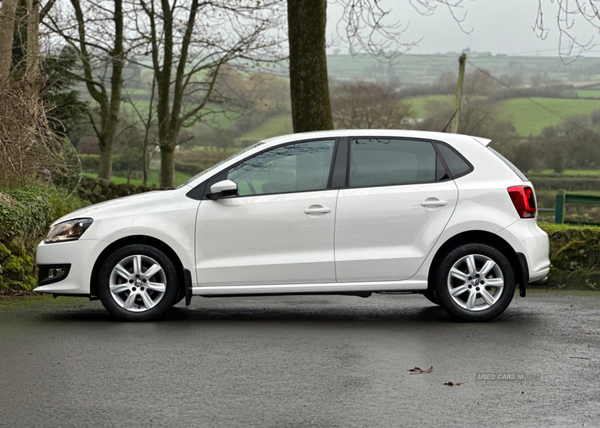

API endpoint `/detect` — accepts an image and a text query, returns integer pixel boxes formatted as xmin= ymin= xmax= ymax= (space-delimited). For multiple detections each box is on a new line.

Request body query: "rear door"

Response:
xmin=334 ymin=137 xmax=459 ymax=282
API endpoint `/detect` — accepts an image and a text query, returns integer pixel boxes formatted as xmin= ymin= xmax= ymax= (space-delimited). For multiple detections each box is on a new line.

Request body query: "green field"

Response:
xmin=121 ymin=101 xmax=240 ymax=130
xmin=238 ymin=113 xmax=293 ymax=141
xmin=83 ymin=169 xmax=192 ymax=187
xmin=496 ymin=98 xmax=600 ymax=136
xmin=537 ymin=169 xmax=600 ymax=175
xmin=576 ymin=89 xmax=600 ymax=98
xmin=327 ymin=54 xmax=600 ymax=85
xmin=407 ymin=95 xmax=454 ymax=118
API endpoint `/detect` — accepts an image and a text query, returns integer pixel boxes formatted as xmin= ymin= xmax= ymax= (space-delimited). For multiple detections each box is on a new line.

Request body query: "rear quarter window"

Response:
xmin=435 ymin=143 xmax=473 ymax=178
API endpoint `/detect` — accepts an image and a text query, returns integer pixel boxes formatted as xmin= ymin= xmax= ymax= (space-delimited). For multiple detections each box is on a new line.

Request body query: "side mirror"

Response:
xmin=206 ymin=180 xmax=238 ymax=200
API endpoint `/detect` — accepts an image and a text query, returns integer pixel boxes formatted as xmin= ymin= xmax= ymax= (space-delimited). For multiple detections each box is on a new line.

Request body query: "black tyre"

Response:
xmin=434 ymin=243 xmax=515 ymax=321
xmin=98 ymin=244 xmax=179 ymax=321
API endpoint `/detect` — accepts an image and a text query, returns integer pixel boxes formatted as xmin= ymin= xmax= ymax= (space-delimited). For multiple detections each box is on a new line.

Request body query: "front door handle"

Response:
xmin=305 ymin=205 xmax=332 ymax=215
xmin=421 ymin=198 xmax=448 ymax=208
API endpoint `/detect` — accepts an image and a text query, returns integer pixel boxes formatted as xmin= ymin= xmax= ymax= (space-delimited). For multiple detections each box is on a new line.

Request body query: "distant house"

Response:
xmin=78 ymin=136 xmax=100 ymax=154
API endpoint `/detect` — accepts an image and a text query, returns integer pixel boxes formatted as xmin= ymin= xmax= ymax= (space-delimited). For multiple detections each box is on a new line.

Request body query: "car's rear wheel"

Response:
xmin=98 ymin=244 xmax=179 ymax=321
xmin=434 ymin=244 xmax=515 ymax=321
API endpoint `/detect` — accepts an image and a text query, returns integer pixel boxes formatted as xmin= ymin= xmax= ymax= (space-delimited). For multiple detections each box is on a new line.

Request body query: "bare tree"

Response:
xmin=136 ymin=0 xmax=284 ymax=188
xmin=123 ymin=78 xmax=157 ymax=186
xmin=330 ymin=81 xmax=413 ymax=129
xmin=287 ymin=0 xmax=333 ymax=133
xmin=44 ymin=0 xmax=127 ymax=181
xmin=0 ymin=0 xmax=18 ymax=80
xmin=24 ymin=0 xmax=41 ymax=83
xmin=1 ymin=0 xmax=58 ymax=82
xmin=534 ymin=0 xmax=600 ymax=61
xmin=287 ymin=0 xmax=469 ymax=134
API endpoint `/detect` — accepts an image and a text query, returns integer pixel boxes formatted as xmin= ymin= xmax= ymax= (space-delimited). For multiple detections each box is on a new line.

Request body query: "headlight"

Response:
xmin=44 ymin=218 xmax=94 ymax=244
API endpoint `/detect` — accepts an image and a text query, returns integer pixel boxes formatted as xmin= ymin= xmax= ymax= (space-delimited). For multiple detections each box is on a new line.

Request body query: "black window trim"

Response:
xmin=186 ymin=137 xmax=342 ymax=201
xmin=186 ymin=135 xmax=474 ymax=200
xmin=433 ymin=140 xmax=474 ymax=180
xmin=331 ymin=137 xmax=349 ymax=188
xmin=343 ymin=136 xmax=455 ymax=190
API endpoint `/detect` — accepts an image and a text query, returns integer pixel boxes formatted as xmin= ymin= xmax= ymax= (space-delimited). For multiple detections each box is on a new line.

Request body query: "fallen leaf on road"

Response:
xmin=408 ymin=366 xmax=434 ymax=374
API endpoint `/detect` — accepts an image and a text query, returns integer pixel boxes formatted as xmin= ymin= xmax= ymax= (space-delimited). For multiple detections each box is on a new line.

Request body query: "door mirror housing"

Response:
xmin=206 ymin=180 xmax=238 ymax=200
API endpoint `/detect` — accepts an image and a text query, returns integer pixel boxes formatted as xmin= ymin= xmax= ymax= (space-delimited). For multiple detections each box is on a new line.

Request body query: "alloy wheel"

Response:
xmin=109 ymin=254 xmax=167 ymax=312
xmin=446 ymin=254 xmax=504 ymax=312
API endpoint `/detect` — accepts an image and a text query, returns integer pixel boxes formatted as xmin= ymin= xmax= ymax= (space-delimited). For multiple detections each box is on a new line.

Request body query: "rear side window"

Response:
xmin=436 ymin=143 xmax=472 ymax=178
xmin=488 ymin=147 xmax=528 ymax=181
xmin=349 ymin=138 xmax=437 ymax=187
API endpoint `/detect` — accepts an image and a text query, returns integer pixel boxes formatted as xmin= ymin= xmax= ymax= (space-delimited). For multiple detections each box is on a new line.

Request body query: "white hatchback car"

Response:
xmin=35 ymin=130 xmax=550 ymax=321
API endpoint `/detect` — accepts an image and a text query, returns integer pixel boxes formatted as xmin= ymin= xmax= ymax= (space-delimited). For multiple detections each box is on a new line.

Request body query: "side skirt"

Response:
xmin=191 ymin=280 xmax=428 ymax=297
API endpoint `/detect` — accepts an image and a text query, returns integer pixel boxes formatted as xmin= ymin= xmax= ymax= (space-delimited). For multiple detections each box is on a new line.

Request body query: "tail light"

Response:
xmin=508 ymin=186 xmax=536 ymax=218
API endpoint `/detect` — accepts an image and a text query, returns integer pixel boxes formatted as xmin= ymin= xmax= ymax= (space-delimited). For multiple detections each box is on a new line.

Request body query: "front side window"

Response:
xmin=227 ymin=140 xmax=336 ymax=196
xmin=349 ymin=138 xmax=438 ymax=188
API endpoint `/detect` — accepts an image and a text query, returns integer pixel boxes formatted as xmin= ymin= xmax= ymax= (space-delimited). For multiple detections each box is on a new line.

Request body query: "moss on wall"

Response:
xmin=539 ymin=223 xmax=600 ymax=289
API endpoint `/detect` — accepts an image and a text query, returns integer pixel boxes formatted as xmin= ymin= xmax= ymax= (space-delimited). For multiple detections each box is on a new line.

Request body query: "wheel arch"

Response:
xmin=90 ymin=235 xmax=186 ymax=298
xmin=427 ymin=230 xmax=526 ymax=292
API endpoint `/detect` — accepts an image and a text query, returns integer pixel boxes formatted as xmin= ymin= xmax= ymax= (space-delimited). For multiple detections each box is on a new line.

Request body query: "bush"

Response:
xmin=0 ymin=182 xmax=90 ymax=291
xmin=79 ymin=154 xmax=127 ymax=174
xmin=538 ymin=223 xmax=600 ymax=290
xmin=528 ymin=175 xmax=600 ymax=191
xmin=79 ymin=154 xmax=100 ymax=172
xmin=174 ymin=149 xmax=234 ymax=176
xmin=0 ymin=80 xmax=79 ymax=189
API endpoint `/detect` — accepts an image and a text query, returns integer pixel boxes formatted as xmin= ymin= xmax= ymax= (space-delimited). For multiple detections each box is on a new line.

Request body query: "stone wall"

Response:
xmin=77 ymin=176 xmax=158 ymax=204
xmin=543 ymin=227 xmax=600 ymax=290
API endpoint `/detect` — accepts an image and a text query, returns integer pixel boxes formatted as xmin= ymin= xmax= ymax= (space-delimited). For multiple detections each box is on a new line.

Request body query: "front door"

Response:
xmin=195 ymin=139 xmax=338 ymax=286
xmin=335 ymin=138 xmax=458 ymax=282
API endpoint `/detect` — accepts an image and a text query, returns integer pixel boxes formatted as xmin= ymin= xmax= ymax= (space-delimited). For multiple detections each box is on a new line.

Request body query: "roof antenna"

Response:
xmin=442 ymin=109 xmax=458 ymax=133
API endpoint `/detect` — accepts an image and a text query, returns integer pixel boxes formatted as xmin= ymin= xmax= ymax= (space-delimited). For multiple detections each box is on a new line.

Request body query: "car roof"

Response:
xmin=260 ymin=129 xmax=492 ymax=148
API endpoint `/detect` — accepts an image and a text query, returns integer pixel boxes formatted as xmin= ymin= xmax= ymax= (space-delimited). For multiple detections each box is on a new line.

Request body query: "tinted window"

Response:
xmin=349 ymin=138 xmax=437 ymax=187
xmin=436 ymin=143 xmax=472 ymax=178
xmin=227 ymin=140 xmax=335 ymax=196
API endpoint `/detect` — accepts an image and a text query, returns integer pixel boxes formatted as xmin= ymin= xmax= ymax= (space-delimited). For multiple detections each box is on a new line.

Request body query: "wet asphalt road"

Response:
xmin=0 ymin=291 xmax=598 ymax=428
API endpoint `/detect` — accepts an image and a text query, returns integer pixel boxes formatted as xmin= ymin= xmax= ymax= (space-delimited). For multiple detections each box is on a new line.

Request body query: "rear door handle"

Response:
xmin=421 ymin=199 xmax=448 ymax=208
xmin=305 ymin=205 xmax=332 ymax=215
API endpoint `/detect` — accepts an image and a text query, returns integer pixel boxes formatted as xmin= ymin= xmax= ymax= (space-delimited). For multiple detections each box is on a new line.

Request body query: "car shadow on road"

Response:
xmin=36 ymin=299 xmax=538 ymax=327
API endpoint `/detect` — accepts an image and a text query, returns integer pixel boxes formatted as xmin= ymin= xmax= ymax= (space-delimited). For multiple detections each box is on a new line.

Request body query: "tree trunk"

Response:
xmin=98 ymin=137 xmax=113 ymax=181
xmin=287 ymin=0 xmax=333 ymax=133
xmin=0 ymin=0 xmax=17 ymax=80
xmin=142 ymin=145 xmax=148 ymax=186
xmin=25 ymin=0 xmax=40 ymax=82
xmin=159 ymin=144 xmax=175 ymax=189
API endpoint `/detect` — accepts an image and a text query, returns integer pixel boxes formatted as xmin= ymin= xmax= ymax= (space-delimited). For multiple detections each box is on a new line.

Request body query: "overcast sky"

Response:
xmin=328 ymin=0 xmax=600 ymax=58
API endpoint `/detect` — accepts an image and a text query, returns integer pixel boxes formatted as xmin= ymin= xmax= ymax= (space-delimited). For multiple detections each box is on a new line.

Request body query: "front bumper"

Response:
xmin=34 ymin=239 xmax=103 ymax=295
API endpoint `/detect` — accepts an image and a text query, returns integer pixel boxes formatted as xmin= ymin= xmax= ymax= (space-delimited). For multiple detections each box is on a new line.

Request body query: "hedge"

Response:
xmin=0 ymin=184 xmax=90 ymax=291
xmin=539 ymin=223 xmax=600 ymax=290
xmin=529 ymin=174 xmax=600 ymax=191
xmin=79 ymin=154 xmax=130 ymax=174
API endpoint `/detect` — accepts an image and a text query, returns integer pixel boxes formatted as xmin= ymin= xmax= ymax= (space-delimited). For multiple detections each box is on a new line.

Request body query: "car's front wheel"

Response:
xmin=98 ymin=244 xmax=179 ymax=321
xmin=434 ymin=244 xmax=515 ymax=321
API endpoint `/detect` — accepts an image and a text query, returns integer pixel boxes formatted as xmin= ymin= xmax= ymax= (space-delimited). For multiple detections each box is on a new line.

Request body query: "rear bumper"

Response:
xmin=497 ymin=220 xmax=551 ymax=284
